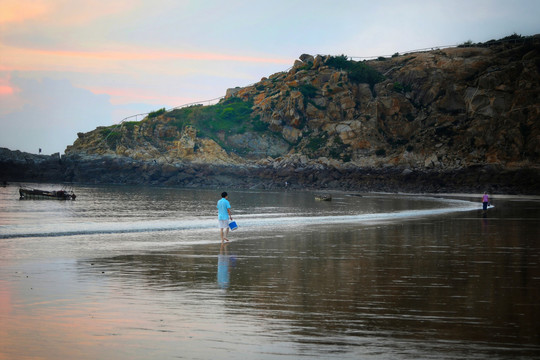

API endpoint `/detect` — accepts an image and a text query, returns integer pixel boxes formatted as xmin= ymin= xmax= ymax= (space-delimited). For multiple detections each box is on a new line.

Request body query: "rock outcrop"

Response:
xmin=68 ymin=35 xmax=539 ymax=172
xmin=0 ymin=147 xmax=64 ymax=182
xmin=3 ymin=35 xmax=540 ymax=193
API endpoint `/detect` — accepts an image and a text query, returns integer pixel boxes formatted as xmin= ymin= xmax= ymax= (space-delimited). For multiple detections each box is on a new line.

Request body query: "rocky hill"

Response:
xmin=67 ymin=35 xmax=539 ymax=170
xmin=4 ymin=35 xmax=540 ymax=193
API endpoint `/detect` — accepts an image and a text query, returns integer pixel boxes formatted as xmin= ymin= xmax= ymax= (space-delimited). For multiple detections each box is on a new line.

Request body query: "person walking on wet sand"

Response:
xmin=217 ymin=192 xmax=232 ymax=243
xmin=482 ymin=191 xmax=490 ymax=211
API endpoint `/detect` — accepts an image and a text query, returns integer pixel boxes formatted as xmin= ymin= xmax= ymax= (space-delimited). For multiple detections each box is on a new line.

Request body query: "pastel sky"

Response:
xmin=1 ymin=0 xmax=539 ymax=154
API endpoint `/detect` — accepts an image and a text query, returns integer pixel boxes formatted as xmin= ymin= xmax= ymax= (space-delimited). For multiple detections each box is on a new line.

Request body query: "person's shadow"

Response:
xmin=217 ymin=243 xmax=231 ymax=289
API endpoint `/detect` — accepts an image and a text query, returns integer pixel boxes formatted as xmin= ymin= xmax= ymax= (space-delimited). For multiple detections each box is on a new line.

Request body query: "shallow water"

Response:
xmin=0 ymin=184 xmax=539 ymax=359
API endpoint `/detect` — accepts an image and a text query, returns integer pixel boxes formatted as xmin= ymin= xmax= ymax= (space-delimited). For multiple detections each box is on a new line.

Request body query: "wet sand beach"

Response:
xmin=1 ymin=186 xmax=539 ymax=359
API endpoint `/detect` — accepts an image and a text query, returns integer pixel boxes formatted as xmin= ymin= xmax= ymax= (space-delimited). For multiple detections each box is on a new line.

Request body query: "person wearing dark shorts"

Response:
xmin=482 ymin=192 xmax=489 ymax=211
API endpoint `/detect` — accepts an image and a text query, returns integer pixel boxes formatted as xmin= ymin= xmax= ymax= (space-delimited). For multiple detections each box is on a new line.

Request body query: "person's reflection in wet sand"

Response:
xmin=482 ymin=211 xmax=489 ymax=235
xmin=217 ymin=243 xmax=231 ymax=289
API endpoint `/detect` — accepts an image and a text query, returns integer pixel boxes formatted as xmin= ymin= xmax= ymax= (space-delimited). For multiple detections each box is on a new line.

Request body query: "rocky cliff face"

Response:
xmin=227 ymin=40 xmax=539 ymax=170
xmin=0 ymin=147 xmax=64 ymax=182
xmin=4 ymin=35 xmax=533 ymax=193
xmin=66 ymin=35 xmax=539 ymax=174
xmin=367 ymin=43 xmax=539 ymax=170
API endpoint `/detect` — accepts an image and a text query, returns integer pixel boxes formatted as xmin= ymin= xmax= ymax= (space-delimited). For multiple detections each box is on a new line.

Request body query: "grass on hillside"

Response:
xmin=326 ymin=55 xmax=384 ymax=90
xmin=167 ymin=97 xmax=255 ymax=137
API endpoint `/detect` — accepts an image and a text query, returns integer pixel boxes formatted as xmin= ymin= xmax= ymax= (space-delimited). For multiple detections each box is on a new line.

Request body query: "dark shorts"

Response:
xmin=483 ymin=202 xmax=488 ymax=210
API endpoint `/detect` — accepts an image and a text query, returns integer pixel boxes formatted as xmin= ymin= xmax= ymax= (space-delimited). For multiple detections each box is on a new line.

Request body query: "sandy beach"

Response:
xmin=1 ymin=186 xmax=539 ymax=359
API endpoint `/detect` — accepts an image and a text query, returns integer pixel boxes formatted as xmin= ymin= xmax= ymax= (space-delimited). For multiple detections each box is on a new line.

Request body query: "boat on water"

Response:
xmin=314 ymin=194 xmax=332 ymax=201
xmin=19 ymin=187 xmax=76 ymax=200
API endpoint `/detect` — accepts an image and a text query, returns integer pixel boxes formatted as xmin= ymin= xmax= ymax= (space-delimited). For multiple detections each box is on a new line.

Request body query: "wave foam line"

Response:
xmin=0 ymin=201 xmax=479 ymax=239
xmin=240 ymin=202 xmax=480 ymax=228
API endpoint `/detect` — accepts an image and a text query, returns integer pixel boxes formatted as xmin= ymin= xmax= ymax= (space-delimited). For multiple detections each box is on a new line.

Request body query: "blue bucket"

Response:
xmin=229 ymin=221 xmax=238 ymax=231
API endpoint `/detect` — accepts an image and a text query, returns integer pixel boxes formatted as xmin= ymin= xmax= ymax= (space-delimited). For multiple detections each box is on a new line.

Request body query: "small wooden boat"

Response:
xmin=19 ymin=187 xmax=76 ymax=200
xmin=314 ymin=194 xmax=332 ymax=201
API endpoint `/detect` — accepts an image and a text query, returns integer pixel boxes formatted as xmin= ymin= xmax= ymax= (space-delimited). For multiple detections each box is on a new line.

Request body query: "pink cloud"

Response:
xmin=88 ymin=86 xmax=203 ymax=107
xmin=0 ymin=0 xmax=48 ymax=24
xmin=0 ymin=86 xmax=14 ymax=95
xmin=0 ymin=76 xmax=17 ymax=96
xmin=25 ymin=47 xmax=292 ymax=65
xmin=1 ymin=44 xmax=293 ymax=80
xmin=0 ymin=0 xmax=131 ymax=26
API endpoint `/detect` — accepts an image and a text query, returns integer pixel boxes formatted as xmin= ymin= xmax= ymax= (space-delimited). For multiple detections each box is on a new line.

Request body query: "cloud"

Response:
xmin=0 ymin=0 xmax=48 ymax=24
xmin=1 ymin=44 xmax=291 ymax=72
xmin=0 ymin=78 xmax=14 ymax=95
xmin=0 ymin=74 xmax=113 ymax=154
xmin=1 ymin=0 xmax=539 ymax=156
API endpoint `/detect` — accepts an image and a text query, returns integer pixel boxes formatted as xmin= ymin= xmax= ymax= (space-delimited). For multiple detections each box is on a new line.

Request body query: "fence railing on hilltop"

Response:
xmin=111 ymin=35 xmax=539 ymax=128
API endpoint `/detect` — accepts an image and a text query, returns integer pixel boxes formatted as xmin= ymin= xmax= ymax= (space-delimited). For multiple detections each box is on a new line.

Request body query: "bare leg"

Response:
xmin=220 ymin=228 xmax=229 ymax=243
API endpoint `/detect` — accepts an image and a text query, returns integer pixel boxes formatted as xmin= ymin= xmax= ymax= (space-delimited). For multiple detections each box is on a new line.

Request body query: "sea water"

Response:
xmin=0 ymin=184 xmax=539 ymax=359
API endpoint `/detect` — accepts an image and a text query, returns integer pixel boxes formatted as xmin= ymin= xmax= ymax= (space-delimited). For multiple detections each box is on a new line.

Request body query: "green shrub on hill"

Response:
xmin=328 ymin=136 xmax=352 ymax=162
xmin=148 ymin=108 xmax=166 ymax=118
xmin=297 ymin=83 xmax=318 ymax=98
xmin=306 ymin=132 xmax=328 ymax=152
xmin=393 ymin=82 xmax=412 ymax=93
xmin=167 ymin=97 xmax=255 ymax=146
xmin=326 ymin=55 xmax=384 ymax=90
xmin=252 ymin=116 xmax=269 ymax=132
xmin=122 ymin=121 xmax=140 ymax=131
xmin=99 ymin=128 xmax=122 ymax=149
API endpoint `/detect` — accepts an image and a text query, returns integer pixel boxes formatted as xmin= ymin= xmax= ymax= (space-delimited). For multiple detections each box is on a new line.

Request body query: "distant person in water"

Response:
xmin=217 ymin=192 xmax=232 ymax=243
xmin=482 ymin=192 xmax=490 ymax=211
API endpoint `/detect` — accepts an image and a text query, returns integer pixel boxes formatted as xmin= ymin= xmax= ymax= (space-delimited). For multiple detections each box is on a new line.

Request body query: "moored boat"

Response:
xmin=19 ymin=187 xmax=76 ymax=200
xmin=314 ymin=194 xmax=332 ymax=201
